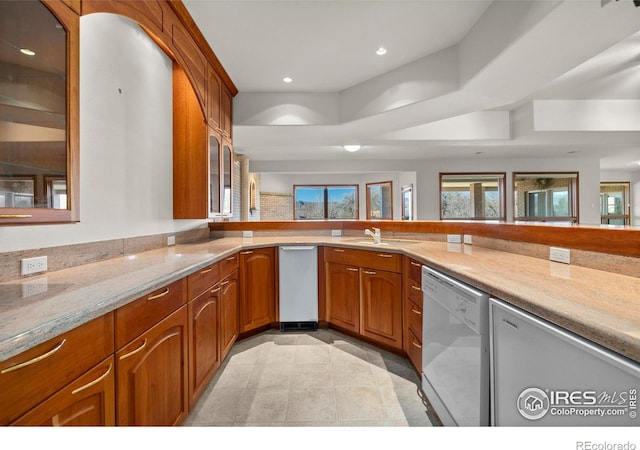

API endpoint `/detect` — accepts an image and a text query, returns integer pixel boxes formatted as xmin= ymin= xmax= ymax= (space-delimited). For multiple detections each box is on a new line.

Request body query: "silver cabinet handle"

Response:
xmin=411 ymin=308 xmax=422 ymax=316
xmin=377 ymin=254 xmax=393 ymax=258
xmin=200 ymin=267 xmax=212 ymax=274
xmin=411 ymin=285 xmax=422 ymax=292
xmin=240 ymin=251 xmax=253 ymax=255
xmin=346 ymin=267 xmax=359 ymax=272
xmin=332 ymin=249 xmax=345 ymax=253
xmin=410 ymin=261 xmax=421 ymax=267
xmin=363 ymin=270 xmax=377 ymax=275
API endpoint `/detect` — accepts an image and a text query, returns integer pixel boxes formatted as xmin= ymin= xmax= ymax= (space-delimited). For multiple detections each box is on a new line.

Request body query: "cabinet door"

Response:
xmin=239 ymin=248 xmax=276 ymax=333
xmin=12 ymin=357 xmax=115 ymax=426
xmin=116 ymin=306 xmax=188 ymax=426
xmin=219 ymin=270 xmax=239 ymax=360
xmin=360 ymin=269 xmax=403 ymax=349
xmin=208 ymin=67 xmax=222 ymax=129
xmin=188 ymin=287 xmax=220 ymax=409
xmin=221 ymin=86 xmax=233 ymax=139
xmin=325 ymin=262 xmax=360 ymax=333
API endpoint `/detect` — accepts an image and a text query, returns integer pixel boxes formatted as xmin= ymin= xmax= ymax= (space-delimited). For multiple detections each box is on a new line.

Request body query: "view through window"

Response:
xmin=440 ymin=173 xmax=505 ymax=220
xmin=294 ymin=185 xmax=358 ymax=220
xmin=514 ymin=173 xmax=578 ymax=223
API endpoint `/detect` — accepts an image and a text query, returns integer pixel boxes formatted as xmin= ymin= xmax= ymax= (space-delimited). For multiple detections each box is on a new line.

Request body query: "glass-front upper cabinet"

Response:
xmin=0 ymin=1 xmax=78 ymax=224
xmin=209 ymin=133 xmax=220 ymax=216
xmin=221 ymin=142 xmax=233 ymax=216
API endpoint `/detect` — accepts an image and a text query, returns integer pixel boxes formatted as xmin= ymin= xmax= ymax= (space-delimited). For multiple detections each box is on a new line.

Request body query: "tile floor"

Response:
xmin=183 ymin=328 xmax=434 ymax=427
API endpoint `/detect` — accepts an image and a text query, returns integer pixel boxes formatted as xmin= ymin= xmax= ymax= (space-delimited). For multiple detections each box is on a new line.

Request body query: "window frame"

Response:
xmin=439 ymin=172 xmax=506 ymax=221
xmin=293 ymin=184 xmax=359 ymax=220
xmin=513 ymin=172 xmax=579 ymax=223
xmin=365 ymin=180 xmax=393 ymax=220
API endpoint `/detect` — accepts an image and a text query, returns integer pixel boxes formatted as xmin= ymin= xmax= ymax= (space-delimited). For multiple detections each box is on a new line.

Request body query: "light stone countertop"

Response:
xmin=1 ymin=235 xmax=639 ymax=365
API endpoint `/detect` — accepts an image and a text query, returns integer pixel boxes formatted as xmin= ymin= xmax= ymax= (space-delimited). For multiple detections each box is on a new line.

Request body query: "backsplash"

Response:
xmin=0 ymin=228 xmax=210 ymax=283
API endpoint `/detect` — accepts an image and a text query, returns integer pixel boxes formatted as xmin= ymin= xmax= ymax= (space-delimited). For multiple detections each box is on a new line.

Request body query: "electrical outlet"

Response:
xmin=242 ymin=230 xmax=253 ymax=238
xmin=21 ymin=278 xmax=48 ymax=297
xmin=550 ymin=247 xmax=571 ymax=264
xmin=21 ymin=256 xmax=48 ymax=276
xmin=463 ymin=235 xmax=473 ymax=245
xmin=167 ymin=235 xmax=176 ymax=246
xmin=331 ymin=229 xmax=342 ymax=237
xmin=447 ymin=234 xmax=462 ymax=244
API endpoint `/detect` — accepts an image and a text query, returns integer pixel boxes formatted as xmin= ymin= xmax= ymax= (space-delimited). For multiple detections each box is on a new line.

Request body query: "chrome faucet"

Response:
xmin=364 ymin=227 xmax=382 ymax=244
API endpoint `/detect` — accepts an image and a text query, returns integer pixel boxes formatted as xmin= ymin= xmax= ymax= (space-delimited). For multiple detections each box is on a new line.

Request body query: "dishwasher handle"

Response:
xmin=280 ymin=246 xmax=317 ymax=251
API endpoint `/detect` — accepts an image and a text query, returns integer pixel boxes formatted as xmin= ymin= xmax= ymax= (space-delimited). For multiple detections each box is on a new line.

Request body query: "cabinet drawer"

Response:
xmin=115 ymin=278 xmax=186 ymax=349
xmin=220 ymin=252 xmax=239 ymax=278
xmin=406 ymin=278 xmax=423 ymax=303
xmin=406 ymin=329 xmax=422 ymax=373
xmin=405 ymin=295 xmax=423 ymax=339
xmin=0 ymin=313 xmax=114 ymax=425
xmin=187 ymin=263 xmax=220 ymax=300
xmin=325 ymin=246 xmax=401 ymax=273
xmin=405 ymin=257 xmax=422 ymax=283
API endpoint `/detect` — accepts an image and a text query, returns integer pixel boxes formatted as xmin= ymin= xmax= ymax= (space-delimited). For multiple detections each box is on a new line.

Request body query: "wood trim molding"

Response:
xmin=208 ymin=220 xmax=640 ymax=258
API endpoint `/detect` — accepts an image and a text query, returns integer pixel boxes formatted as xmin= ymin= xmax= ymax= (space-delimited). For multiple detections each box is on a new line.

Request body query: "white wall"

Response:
xmin=252 ymin=154 xmax=602 ymax=224
xmin=259 ymin=172 xmax=417 ymax=220
xmin=0 ymin=14 xmax=206 ymax=253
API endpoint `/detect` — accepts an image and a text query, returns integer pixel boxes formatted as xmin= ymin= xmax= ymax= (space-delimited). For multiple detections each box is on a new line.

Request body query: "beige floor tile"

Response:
xmin=331 ymin=360 xmax=375 ymax=387
xmin=227 ymin=341 xmax=272 ymax=365
xmin=379 ymin=383 xmax=429 ymax=420
xmin=235 ymin=388 xmax=289 ymax=424
xmin=264 ymin=344 xmax=297 ymax=364
xmin=335 ymin=386 xmax=388 ymax=421
xmin=294 ymin=344 xmax=331 ymax=363
xmin=212 ymin=363 xmax=255 ymax=389
xmin=290 ymin=363 xmax=334 ymax=388
xmin=247 ymin=363 xmax=293 ymax=389
xmin=286 ymin=387 xmax=337 ymax=422
xmin=185 ymin=387 xmax=244 ymax=425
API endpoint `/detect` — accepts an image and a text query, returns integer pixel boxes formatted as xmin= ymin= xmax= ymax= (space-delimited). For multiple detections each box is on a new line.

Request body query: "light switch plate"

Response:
xmin=550 ymin=247 xmax=571 ymax=264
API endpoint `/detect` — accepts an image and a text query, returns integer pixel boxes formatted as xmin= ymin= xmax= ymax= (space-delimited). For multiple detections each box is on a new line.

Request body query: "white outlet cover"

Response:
xmin=447 ymin=234 xmax=462 ymax=244
xmin=242 ymin=230 xmax=253 ymax=238
xmin=550 ymin=247 xmax=571 ymax=264
xmin=21 ymin=256 xmax=48 ymax=276
xmin=331 ymin=230 xmax=342 ymax=237
xmin=167 ymin=235 xmax=176 ymax=246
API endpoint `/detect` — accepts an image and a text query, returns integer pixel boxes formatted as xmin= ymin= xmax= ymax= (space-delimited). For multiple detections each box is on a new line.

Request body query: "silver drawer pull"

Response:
xmin=119 ymin=339 xmax=147 ymax=360
xmin=226 ymin=256 xmax=236 ymax=261
xmin=411 ymin=341 xmax=422 ymax=350
xmin=411 ymin=285 xmax=422 ymax=292
xmin=332 ymin=249 xmax=345 ymax=253
xmin=220 ymin=280 xmax=230 ymax=286
xmin=1 ymin=339 xmax=67 ymax=374
xmin=377 ymin=254 xmax=393 ymax=258
xmin=211 ymin=287 xmax=221 ymax=294
xmin=72 ymin=363 xmax=112 ymax=395
xmin=410 ymin=261 xmax=421 ymax=267
xmin=148 ymin=288 xmax=169 ymax=300
xmin=411 ymin=308 xmax=422 ymax=316
xmin=200 ymin=268 xmax=212 ymax=274
xmin=240 ymin=251 xmax=253 ymax=255
xmin=346 ymin=267 xmax=359 ymax=272
xmin=363 ymin=270 xmax=377 ymax=275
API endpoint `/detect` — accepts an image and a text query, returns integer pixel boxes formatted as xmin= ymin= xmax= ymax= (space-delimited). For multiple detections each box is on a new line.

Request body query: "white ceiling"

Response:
xmin=184 ymin=0 xmax=640 ymax=171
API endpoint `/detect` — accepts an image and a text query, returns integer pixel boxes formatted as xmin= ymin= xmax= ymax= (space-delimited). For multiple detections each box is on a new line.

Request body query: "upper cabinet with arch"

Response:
xmin=0 ymin=0 xmax=79 ymax=224
xmin=0 ymin=0 xmax=236 ymax=224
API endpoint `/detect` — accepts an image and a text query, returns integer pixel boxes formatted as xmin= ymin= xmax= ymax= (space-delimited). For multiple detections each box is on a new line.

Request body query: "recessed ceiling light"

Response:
xmin=20 ymin=48 xmax=35 ymax=56
xmin=343 ymin=144 xmax=361 ymax=152
xmin=376 ymin=47 xmax=387 ymax=56
xmin=283 ymin=76 xmax=293 ymax=83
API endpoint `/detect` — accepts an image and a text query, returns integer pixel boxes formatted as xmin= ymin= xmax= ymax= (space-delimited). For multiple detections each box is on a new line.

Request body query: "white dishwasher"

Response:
xmin=278 ymin=246 xmax=318 ymax=331
xmin=490 ymin=298 xmax=640 ymax=426
xmin=421 ymin=265 xmax=491 ymax=426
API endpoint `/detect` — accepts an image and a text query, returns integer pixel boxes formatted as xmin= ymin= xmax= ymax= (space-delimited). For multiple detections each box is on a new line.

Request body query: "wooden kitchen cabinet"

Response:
xmin=0 ymin=314 xmax=114 ymax=425
xmin=325 ymin=262 xmax=360 ymax=333
xmin=219 ymin=269 xmax=239 ymax=360
xmin=324 ymin=247 xmax=403 ymax=350
xmin=239 ymin=247 xmax=276 ymax=333
xmin=208 ymin=66 xmax=222 ymax=130
xmin=187 ymin=263 xmax=221 ymax=409
xmin=404 ymin=256 xmax=424 ymax=372
xmin=11 ymin=356 xmax=115 ymax=426
xmin=221 ymin=85 xmax=233 ymax=140
xmin=360 ymin=269 xmax=403 ymax=349
xmin=116 ymin=305 xmax=189 ymax=426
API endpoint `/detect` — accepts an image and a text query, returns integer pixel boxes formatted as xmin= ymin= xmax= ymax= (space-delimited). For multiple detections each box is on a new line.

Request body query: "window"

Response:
xmin=294 ymin=185 xmax=358 ymax=220
xmin=440 ymin=173 xmax=505 ymax=220
xmin=600 ymin=182 xmax=631 ymax=225
xmin=514 ymin=173 xmax=578 ymax=223
xmin=366 ymin=181 xmax=393 ymax=220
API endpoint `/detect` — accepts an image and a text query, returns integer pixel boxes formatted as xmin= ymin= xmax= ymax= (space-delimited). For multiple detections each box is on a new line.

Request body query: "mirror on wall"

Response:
xmin=0 ymin=1 xmax=68 ymax=212
xmin=600 ymin=181 xmax=631 ymax=226
xmin=514 ymin=173 xmax=579 ymax=223
xmin=366 ymin=181 xmax=393 ymax=220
